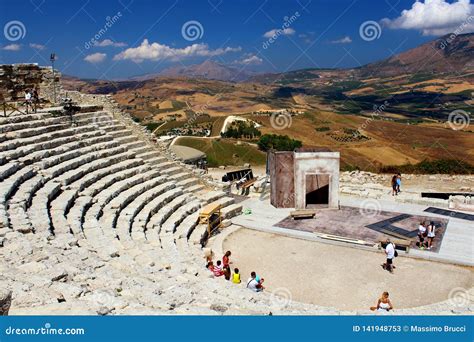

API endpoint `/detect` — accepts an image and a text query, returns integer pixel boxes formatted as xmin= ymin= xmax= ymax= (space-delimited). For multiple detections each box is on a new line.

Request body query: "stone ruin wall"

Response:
xmin=0 ymin=63 xmax=60 ymax=103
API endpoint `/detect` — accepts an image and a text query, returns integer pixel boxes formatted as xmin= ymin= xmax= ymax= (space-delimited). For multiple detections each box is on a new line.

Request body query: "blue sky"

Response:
xmin=1 ymin=0 xmax=473 ymax=79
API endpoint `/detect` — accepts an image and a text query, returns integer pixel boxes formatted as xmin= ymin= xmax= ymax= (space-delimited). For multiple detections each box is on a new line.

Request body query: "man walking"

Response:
xmin=382 ymin=239 xmax=396 ymax=273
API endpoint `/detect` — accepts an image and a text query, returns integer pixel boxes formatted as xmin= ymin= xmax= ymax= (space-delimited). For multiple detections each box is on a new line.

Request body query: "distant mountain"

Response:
xmin=357 ymin=33 xmax=474 ymax=77
xmin=158 ymin=60 xmax=257 ymax=82
xmin=63 ymin=33 xmax=473 ymax=89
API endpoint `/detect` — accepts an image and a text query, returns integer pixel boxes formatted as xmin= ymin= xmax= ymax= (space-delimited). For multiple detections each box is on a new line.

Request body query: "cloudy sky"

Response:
xmin=1 ymin=0 xmax=472 ymax=79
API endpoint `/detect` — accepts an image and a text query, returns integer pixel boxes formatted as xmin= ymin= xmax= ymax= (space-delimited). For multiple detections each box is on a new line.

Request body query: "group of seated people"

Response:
xmin=417 ymin=221 xmax=436 ymax=250
xmin=206 ymin=250 xmax=265 ymax=292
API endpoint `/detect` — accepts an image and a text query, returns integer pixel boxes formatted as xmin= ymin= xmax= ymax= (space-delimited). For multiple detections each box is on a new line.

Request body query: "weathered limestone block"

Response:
xmin=0 ymin=289 xmax=12 ymax=315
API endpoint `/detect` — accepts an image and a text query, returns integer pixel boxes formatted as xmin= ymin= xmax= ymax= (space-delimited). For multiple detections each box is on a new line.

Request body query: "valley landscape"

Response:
xmin=63 ymin=33 xmax=474 ymax=172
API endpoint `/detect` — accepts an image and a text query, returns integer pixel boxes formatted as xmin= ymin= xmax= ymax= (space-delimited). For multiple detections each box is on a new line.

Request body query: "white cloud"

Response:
xmin=331 ymin=36 xmax=352 ymax=44
xmin=113 ymin=39 xmax=241 ymax=63
xmin=299 ymin=32 xmax=315 ymax=44
xmin=235 ymin=55 xmax=263 ymax=65
xmin=2 ymin=44 xmax=21 ymax=51
xmin=84 ymin=52 xmax=107 ymax=63
xmin=263 ymin=28 xmax=296 ymax=38
xmin=94 ymin=39 xmax=127 ymax=47
xmin=382 ymin=0 xmax=474 ymax=36
xmin=29 ymin=43 xmax=46 ymax=50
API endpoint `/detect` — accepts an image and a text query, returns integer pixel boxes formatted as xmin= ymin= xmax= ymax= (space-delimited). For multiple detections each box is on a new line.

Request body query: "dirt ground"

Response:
xmin=223 ymin=228 xmax=474 ymax=311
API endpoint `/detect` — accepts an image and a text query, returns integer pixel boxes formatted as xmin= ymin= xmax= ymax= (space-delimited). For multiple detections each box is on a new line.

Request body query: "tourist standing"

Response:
xmin=32 ymin=87 xmax=39 ymax=112
xmin=427 ymin=221 xmax=436 ymax=250
xmin=222 ymin=251 xmax=231 ymax=269
xmin=396 ymin=173 xmax=401 ymax=194
xmin=24 ymin=89 xmax=32 ymax=113
xmin=382 ymin=239 xmax=396 ymax=273
xmin=223 ymin=266 xmax=231 ymax=281
xmin=418 ymin=221 xmax=427 ymax=249
xmin=391 ymin=174 xmax=398 ymax=196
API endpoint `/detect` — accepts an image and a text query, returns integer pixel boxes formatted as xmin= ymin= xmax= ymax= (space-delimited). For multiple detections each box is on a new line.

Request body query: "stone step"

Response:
xmin=115 ymin=181 xmax=177 ymax=240
xmin=0 ymin=125 xmax=97 ymax=153
xmin=132 ymin=187 xmax=184 ymax=241
xmin=176 ymin=177 xmax=199 ymax=188
xmin=2 ymin=130 xmax=104 ymax=161
xmin=221 ymin=203 xmax=243 ymax=219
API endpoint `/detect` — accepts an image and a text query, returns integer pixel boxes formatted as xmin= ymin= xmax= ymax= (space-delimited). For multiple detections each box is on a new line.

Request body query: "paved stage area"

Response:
xmin=231 ymin=195 xmax=473 ymax=266
xmin=275 ymin=206 xmax=448 ymax=253
xmin=223 ymin=228 xmax=474 ymax=311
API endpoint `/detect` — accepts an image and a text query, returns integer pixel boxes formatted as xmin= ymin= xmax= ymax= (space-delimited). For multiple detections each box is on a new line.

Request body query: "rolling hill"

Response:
xmin=61 ymin=33 xmax=473 ymax=171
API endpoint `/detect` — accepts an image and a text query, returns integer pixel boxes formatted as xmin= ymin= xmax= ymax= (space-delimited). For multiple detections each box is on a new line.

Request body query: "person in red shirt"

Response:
xmin=209 ymin=260 xmax=224 ymax=277
xmin=222 ymin=250 xmax=232 ymax=268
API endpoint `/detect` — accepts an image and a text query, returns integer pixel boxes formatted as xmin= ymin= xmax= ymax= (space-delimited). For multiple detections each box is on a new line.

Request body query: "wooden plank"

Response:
xmin=200 ymin=203 xmax=221 ymax=216
xmin=290 ymin=209 xmax=316 ymax=219
xmin=241 ymin=178 xmax=257 ymax=189
xmin=319 ymin=233 xmax=368 ymax=245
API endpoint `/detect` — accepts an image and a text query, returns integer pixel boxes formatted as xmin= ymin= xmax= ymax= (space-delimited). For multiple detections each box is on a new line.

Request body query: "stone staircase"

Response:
xmin=0 ymin=107 xmax=330 ymax=315
xmin=1 ymin=107 xmax=469 ymax=316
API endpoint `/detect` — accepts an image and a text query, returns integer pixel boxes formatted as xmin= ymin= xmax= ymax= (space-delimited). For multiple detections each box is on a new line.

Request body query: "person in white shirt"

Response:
xmin=382 ymin=239 xmax=396 ymax=273
xmin=370 ymin=291 xmax=394 ymax=313
xmin=246 ymin=271 xmax=263 ymax=292
xmin=24 ymin=90 xmax=32 ymax=112
xmin=418 ymin=222 xmax=427 ymax=249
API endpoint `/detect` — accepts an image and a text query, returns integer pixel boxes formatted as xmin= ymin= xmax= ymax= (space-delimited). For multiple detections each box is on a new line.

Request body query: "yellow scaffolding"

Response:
xmin=199 ymin=202 xmax=222 ymax=235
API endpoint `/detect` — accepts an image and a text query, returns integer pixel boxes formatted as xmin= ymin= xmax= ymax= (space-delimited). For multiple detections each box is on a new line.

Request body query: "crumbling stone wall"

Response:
xmin=0 ymin=63 xmax=60 ymax=103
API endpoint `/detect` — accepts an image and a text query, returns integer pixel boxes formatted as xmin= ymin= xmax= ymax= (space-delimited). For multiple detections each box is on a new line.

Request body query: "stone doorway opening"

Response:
xmin=305 ymin=174 xmax=329 ymax=208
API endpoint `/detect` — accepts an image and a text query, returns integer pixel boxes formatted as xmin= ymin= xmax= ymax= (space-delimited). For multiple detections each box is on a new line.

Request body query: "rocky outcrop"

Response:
xmin=0 ymin=289 xmax=12 ymax=315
